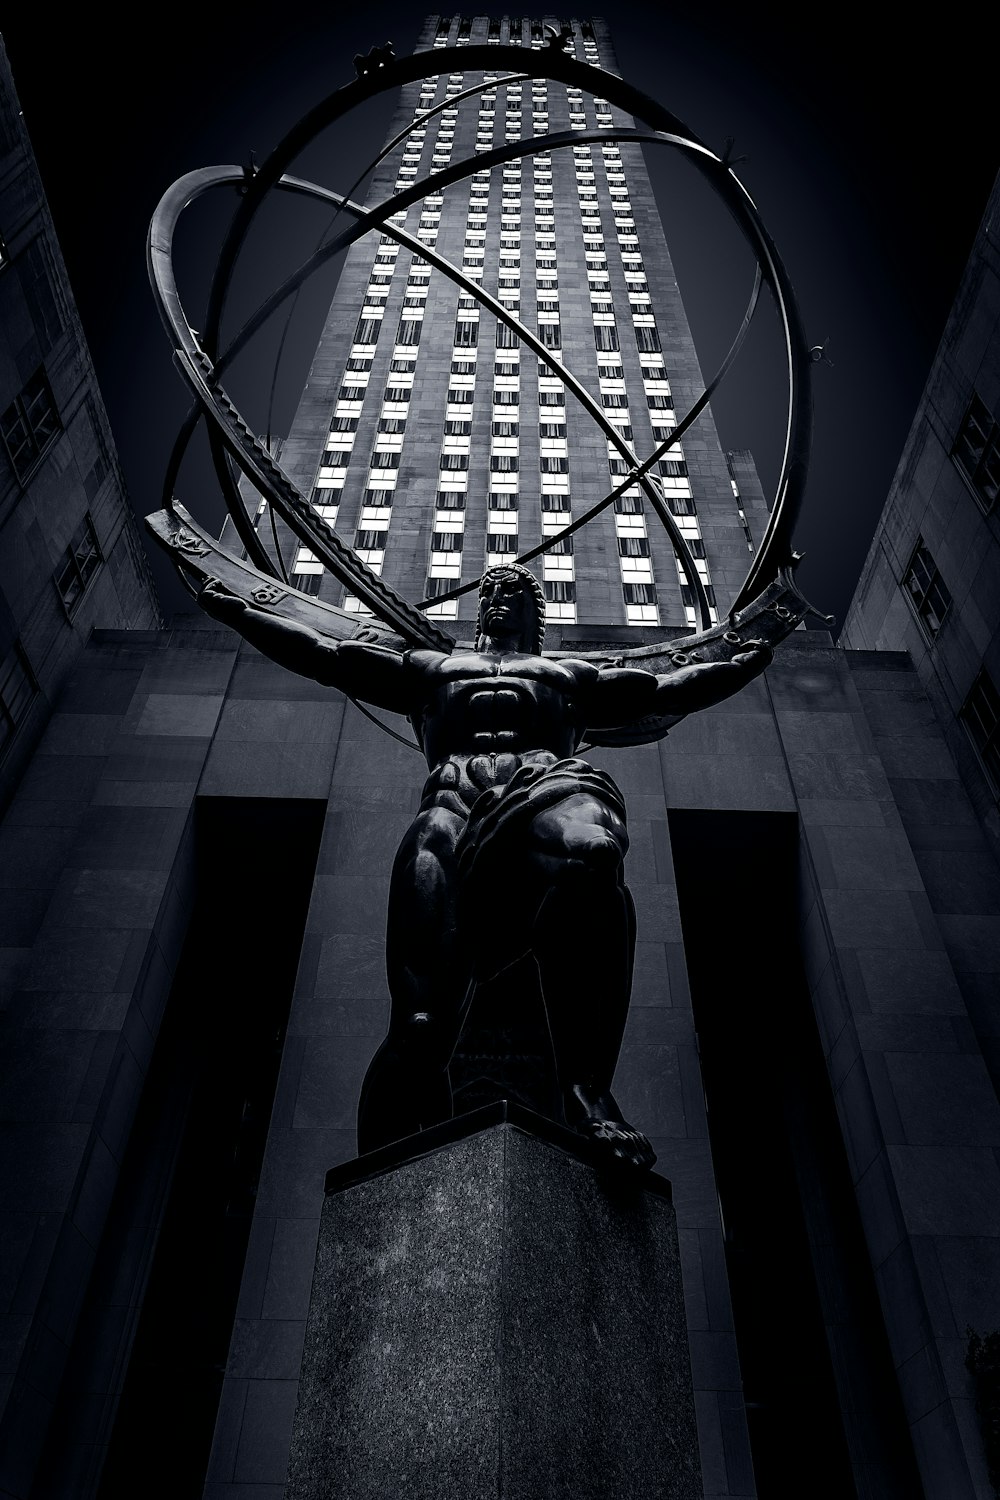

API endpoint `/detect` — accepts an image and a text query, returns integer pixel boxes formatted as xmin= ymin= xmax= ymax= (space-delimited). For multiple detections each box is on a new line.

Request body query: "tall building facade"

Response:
xmin=1 ymin=18 xmax=999 ymax=1500
xmin=843 ymin=173 xmax=1000 ymax=1089
xmin=269 ymin=14 xmax=767 ymax=639
xmin=0 ymin=42 xmax=160 ymax=816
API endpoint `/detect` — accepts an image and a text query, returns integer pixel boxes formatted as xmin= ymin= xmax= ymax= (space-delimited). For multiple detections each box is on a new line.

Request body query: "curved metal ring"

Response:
xmin=154 ymin=153 xmax=761 ymax=626
xmin=197 ymin=41 xmax=812 ymax=610
xmin=150 ymin=41 xmax=811 ymax=636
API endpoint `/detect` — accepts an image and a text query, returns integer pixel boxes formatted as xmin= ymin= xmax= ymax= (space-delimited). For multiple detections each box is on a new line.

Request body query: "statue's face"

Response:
xmin=479 ymin=571 xmax=534 ymax=647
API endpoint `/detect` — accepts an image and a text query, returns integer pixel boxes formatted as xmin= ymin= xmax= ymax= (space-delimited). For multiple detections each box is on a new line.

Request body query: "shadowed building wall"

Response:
xmin=0 ymin=42 xmax=160 ymax=821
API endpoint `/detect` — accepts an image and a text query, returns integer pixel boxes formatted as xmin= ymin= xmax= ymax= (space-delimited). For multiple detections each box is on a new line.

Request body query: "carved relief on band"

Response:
xmin=251 ymin=583 xmax=288 ymax=605
xmin=172 ymin=526 xmax=211 ymax=557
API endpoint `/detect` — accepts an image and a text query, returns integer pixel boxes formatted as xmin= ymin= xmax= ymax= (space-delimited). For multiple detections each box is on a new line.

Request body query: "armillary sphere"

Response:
xmin=145 ymin=30 xmax=833 ymax=749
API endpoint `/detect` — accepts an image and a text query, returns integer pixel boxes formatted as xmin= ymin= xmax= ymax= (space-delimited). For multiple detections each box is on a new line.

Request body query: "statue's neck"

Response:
xmin=477 ymin=631 xmax=522 ymax=656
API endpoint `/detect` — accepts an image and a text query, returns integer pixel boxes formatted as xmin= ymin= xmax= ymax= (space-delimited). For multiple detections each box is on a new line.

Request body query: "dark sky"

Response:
xmin=2 ymin=3 xmax=997 ymax=629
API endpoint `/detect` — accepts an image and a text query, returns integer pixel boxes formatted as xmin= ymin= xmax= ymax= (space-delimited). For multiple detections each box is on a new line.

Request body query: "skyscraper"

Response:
xmin=1 ymin=17 xmax=999 ymax=1500
xmin=267 ymin=14 xmax=768 ymax=641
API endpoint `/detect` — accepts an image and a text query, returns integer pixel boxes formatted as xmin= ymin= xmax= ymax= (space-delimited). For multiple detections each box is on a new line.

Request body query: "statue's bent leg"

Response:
xmin=528 ymin=792 xmax=655 ymax=1171
xmin=357 ymin=805 xmax=473 ymax=1154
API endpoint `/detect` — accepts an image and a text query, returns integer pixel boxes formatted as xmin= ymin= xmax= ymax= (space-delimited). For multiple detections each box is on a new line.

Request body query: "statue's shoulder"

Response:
xmin=408 ymin=647 xmax=484 ymax=684
xmin=407 ymin=648 xmax=453 ymax=672
xmin=548 ymin=655 xmax=601 ymax=687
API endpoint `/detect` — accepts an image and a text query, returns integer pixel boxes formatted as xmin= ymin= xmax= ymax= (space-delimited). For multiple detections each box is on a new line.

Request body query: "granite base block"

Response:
xmin=287 ymin=1104 xmax=702 ymax=1499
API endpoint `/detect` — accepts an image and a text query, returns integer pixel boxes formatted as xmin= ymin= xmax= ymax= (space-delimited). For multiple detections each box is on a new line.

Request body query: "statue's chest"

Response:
xmin=433 ymin=656 xmax=571 ymax=730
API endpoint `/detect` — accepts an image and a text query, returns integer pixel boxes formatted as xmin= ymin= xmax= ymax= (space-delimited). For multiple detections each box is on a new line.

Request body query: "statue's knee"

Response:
xmin=556 ymin=831 xmax=622 ymax=880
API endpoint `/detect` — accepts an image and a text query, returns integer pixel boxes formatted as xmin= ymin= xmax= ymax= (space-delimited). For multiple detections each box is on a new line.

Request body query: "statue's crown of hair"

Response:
xmin=476 ymin=563 xmax=546 ymax=652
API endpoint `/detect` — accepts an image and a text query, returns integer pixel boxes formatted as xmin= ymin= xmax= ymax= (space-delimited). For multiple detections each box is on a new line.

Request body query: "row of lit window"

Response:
xmin=297 ymin=68 xmax=458 ymax=598
xmin=569 ymin=148 xmax=664 ymax=626
xmin=584 ymin=140 xmax=720 ymax=627
xmin=300 ymin=56 xmax=647 ymax=625
xmin=431 ymin=16 xmax=603 ymax=65
xmin=725 ymin=459 xmax=757 ymax=555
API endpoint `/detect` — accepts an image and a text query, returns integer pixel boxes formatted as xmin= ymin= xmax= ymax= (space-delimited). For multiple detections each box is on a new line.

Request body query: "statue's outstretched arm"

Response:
xmin=651 ymin=641 xmax=772 ymax=715
xmin=584 ymin=641 xmax=772 ymax=727
xmin=198 ymin=577 xmax=415 ymax=713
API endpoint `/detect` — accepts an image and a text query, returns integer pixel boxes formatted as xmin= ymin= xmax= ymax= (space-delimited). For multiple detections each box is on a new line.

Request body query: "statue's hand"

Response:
xmin=198 ymin=576 xmax=248 ymax=623
xmin=730 ymin=638 xmax=773 ymax=675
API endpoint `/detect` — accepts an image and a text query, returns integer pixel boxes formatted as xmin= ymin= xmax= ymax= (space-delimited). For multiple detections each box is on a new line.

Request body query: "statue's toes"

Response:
xmin=579 ymin=1120 xmax=656 ymax=1172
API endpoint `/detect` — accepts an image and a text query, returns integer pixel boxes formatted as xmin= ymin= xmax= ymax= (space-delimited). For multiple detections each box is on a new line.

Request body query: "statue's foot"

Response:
xmin=573 ymin=1116 xmax=657 ymax=1172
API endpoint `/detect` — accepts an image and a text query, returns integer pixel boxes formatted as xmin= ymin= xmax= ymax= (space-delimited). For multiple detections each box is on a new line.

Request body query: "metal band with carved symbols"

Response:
xmin=144 ymin=35 xmax=832 ymax=743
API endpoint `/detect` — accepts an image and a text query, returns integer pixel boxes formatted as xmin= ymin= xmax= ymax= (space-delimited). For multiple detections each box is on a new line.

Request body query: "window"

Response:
xmin=491 ymin=454 xmax=519 ymax=472
xmin=623 ymin=582 xmax=656 ymax=605
xmin=540 ymin=457 xmax=569 ymax=473
xmin=436 ymin=492 xmax=466 ymax=509
xmin=1 ymin=368 xmax=60 ymax=481
xmin=594 ymin=324 xmax=620 ymax=352
xmin=355 ymin=530 xmax=386 ymax=551
xmin=353 ymin=316 xmax=381 ymax=344
xmin=487 ymin=533 xmax=517 ymax=552
xmin=55 ymin=514 xmax=101 ymax=613
xmin=439 ymin=453 xmax=469 ymax=471
xmin=0 ymin=641 xmax=36 ymax=760
xmin=431 ymin=530 xmax=462 ymax=551
xmin=953 ymin=393 xmax=1000 ymax=512
xmin=903 ymin=540 xmax=951 ymax=639
xmin=962 ymin=669 xmax=1000 ymax=794
xmin=395 ymin=316 xmax=422 ymax=347
xmin=543 ymin=580 xmax=576 ymax=602
xmin=618 ymin=536 xmax=650 ymax=557
xmin=454 ymin=321 xmax=478 ymax=347
xmin=541 ymin=494 xmax=570 ymax=512
xmin=635 ymin=325 xmax=662 ymax=353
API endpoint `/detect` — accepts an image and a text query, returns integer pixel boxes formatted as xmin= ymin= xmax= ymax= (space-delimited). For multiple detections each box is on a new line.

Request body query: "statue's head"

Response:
xmin=475 ymin=563 xmax=546 ymax=653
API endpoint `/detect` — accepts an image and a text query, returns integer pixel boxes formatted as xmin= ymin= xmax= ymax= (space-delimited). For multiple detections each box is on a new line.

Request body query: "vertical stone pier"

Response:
xmin=287 ymin=1102 xmax=702 ymax=1499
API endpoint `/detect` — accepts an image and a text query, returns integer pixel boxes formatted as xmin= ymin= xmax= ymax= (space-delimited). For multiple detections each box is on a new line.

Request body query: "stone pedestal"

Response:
xmin=286 ymin=1102 xmax=702 ymax=1499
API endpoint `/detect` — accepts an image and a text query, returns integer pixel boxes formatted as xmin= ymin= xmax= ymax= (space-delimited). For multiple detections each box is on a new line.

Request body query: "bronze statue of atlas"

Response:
xmin=144 ymin=29 xmax=833 ymax=1169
